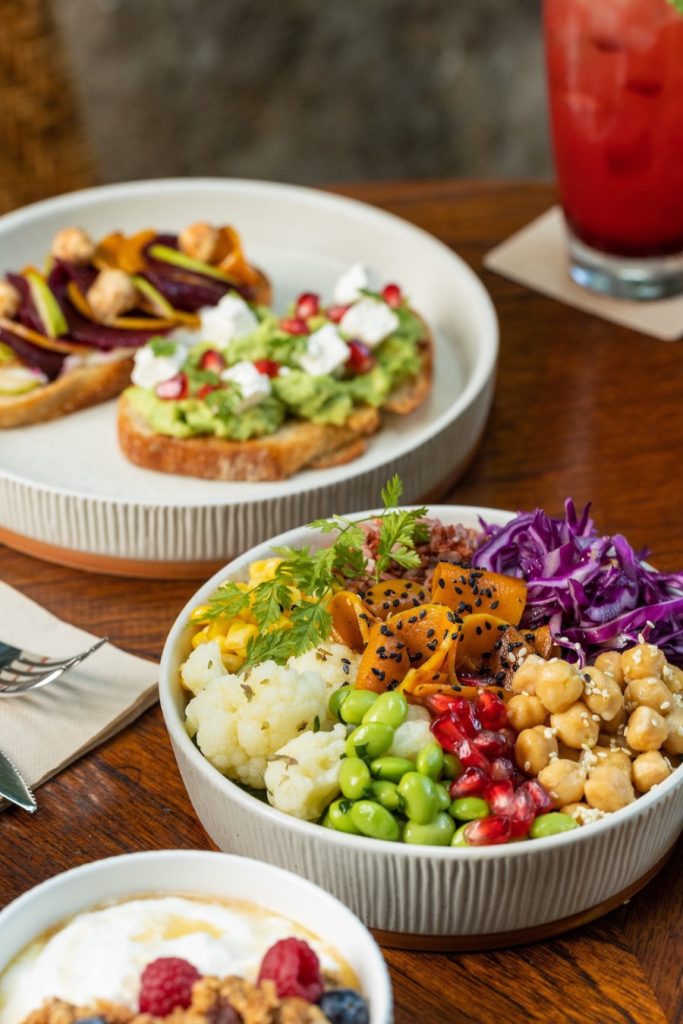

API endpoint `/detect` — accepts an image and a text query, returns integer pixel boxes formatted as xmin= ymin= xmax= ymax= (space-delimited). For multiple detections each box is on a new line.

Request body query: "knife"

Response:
xmin=0 ymin=747 xmax=37 ymax=812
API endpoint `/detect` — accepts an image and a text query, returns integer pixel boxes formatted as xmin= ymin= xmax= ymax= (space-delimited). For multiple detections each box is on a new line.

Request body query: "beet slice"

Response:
xmin=0 ymin=327 xmax=65 ymax=381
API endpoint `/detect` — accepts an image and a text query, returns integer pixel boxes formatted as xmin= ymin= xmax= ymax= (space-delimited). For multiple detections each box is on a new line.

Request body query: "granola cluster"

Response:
xmin=20 ymin=976 xmax=330 ymax=1024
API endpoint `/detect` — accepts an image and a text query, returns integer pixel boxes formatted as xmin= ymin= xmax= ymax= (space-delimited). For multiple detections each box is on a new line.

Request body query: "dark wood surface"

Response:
xmin=1 ymin=181 xmax=681 ymax=1024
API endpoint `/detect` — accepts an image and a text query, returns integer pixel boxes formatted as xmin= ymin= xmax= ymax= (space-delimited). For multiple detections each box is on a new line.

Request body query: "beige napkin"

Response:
xmin=484 ymin=206 xmax=683 ymax=341
xmin=0 ymin=581 xmax=158 ymax=806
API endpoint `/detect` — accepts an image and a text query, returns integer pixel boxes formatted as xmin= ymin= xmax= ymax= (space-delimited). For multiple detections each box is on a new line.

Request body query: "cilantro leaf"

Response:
xmin=205 ymin=581 xmax=250 ymax=620
xmin=149 ymin=337 xmax=178 ymax=357
xmin=251 ymin=576 xmax=294 ymax=630
xmin=381 ymin=474 xmax=403 ymax=509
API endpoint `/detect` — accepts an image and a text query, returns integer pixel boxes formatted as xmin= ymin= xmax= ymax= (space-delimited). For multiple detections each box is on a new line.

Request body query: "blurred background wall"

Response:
xmin=53 ymin=0 xmax=551 ymax=186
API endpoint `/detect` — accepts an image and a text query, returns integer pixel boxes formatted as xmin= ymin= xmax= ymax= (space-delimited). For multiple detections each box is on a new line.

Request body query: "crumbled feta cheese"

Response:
xmin=298 ymin=324 xmax=350 ymax=377
xmin=333 ymin=262 xmax=371 ymax=304
xmin=221 ymin=360 xmax=271 ymax=412
xmin=339 ymin=297 xmax=399 ymax=348
xmin=131 ymin=342 xmax=186 ymax=389
xmin=200 ymin=293 xmax=258 ymax=348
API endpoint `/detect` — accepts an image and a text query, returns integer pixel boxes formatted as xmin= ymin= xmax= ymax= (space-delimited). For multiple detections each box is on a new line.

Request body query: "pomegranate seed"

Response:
xmin=199 ymin=349 xmax=225 ymax=373
xmin=473 ymin=730 xmax=508 ymax=759
xmin=431 ymin=713 xmax=467 ymax=753
xmin=475 ymin=691 xmax=508 ymax=730
xmin=486 ymin=780 xmax=515 ymax=816
xmin=155 ymin=373 xmax=188 ymax=400
xmin=464 ymin=815 xmax=511 ymax=846
xmin=326 ymin=304 xmax=349 ymax=323
xmin=253 ymin=359 xmax=281 ymax=377
xmin=381 ymin=283 xmax=402 ymax=308
xmin=426 ymin=694 xmax=461 ymax=716
xmin=448 ymin=697 xmax=480 ymax=737
xmin=489 ymin=757 xmax=515 ymax=781
xmin=507 ymin=789 xmax=536 ymax=836
xmin=295 ymin=292 xmax=320 ymax=319
xmin=197 ymin=383 xmax=217 ymax=400
xmin=449 ymin=766 xmax=489 ymax=798
xmin=454 ymin=738 xmax=491 ymax=773
xmin=519 ymin=779 xmax=554 ymax=814
xmin=280 ymin=316 xmax=309 ymax=335
xmin=346 ymin=339 xmax=375 ymax=375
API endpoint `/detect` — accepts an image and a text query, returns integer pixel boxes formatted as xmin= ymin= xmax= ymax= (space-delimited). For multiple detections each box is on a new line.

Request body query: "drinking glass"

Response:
xmin=544 ymin=0 xmax=683 ymax=300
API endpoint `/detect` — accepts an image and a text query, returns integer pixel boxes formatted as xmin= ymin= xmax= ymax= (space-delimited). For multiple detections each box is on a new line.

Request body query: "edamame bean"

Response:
xmin=436 ymin=783 xmax=451 ymax=811
xmin=346 ymin=722 xmax=394 ymax=760
xmin=329 ymin=685 xmax=351 ymax=719
xmin=339 ymin=689 xmax=379 ymax=725
xmin=529 ymin=812 xmax=578 ymax=839
xmin=327 ymin=799 xmax=361 ymax=835
xmin=451 ymin=823 xmax=470 ymax=847
xmin=442 ymin=754 xmax=462 ymax=779
xmin=350 ymin=800 xmax=401 ymax=842
xmin=363 ymin=690 xmax=408 ymax=729
xmin=403 ymin=812 xmax=456 ymax=847
xmin=397 ymin=771 xmax=440 ymax=824
xmin=416 ymin=741 xmax=444 ymax=780
xmin=449 ymin=796 xmax=490 ymax=821
xmin=339 ymin=757 xmax=372 ymax=801
xmin=371 ymin=779 xmax=402 ymax=811
xmin=369 ymin=756 xmax=415 ymax=782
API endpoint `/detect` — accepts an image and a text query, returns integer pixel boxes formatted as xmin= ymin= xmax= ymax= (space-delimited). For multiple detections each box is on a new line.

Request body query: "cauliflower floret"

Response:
xmin=388 ymin=703 xmax=432 ymax=759
xmin=183 ymin=659 xmax=329 ymax=790
xmin=287 ymin=643 xmax=360 ymax=724
xmin=265 ymin=724 xmax=347 ymax=820
xmin=180 ymin=641 xmax=226 ymax=695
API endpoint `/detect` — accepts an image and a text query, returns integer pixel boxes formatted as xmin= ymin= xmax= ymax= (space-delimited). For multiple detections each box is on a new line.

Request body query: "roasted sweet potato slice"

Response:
xmin=431 ymin=564 xmax=527 ymax=626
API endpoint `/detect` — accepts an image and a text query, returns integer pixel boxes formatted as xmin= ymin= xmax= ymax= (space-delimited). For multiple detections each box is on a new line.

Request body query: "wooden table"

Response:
xmin=1 ymin=181 xmax=681 ymax=1024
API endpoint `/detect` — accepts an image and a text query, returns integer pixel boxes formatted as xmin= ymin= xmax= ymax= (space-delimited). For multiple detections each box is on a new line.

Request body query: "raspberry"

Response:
xmin=257 ymin=937 xmax=324 ymax=1002
xmin=138 ymin=957 xmax=201 ymax=1016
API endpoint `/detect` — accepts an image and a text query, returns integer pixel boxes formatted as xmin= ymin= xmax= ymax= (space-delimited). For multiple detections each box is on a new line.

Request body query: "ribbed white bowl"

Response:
xmin=0 ymin=179 xmax=497 ymax=571
xmin=159 ymin=507 xmax=683 ymax=942
xmin=0 ymin=850 xmax=391 ymax=1024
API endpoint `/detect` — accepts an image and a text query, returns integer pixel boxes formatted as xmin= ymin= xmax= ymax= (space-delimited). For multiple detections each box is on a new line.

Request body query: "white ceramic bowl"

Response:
xmin=0 ymin=179 xmax=498 ymax=575
xmin=159 ymin=506 xmax=683 ymax=948
xmin=0 ymin=849 xmax=391 ymax=1023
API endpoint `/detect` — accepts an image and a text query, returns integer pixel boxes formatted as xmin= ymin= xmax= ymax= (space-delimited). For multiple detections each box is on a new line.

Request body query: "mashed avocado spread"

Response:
xmin=127 ymin=293 xmax=424 ymax=442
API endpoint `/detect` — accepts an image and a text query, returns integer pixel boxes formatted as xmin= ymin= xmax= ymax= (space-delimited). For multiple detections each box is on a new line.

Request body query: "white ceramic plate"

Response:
xmin=0 ymin=850 xmax=392 ymax=1024
xmin=159 ymin=505 xmax=683 ymax=946
xmin=0 ymin=179 xmax=497 ymax=575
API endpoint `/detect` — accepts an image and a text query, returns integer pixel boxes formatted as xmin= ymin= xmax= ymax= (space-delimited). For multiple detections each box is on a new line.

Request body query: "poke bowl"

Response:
xmin=159 ymin=492 xmax=683 ymax=948
xmin=0 ymin=849 xmax=391 ymax=1024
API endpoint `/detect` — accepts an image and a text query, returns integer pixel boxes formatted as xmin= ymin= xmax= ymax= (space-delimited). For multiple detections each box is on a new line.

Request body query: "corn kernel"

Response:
xmin=191 ymin=626 xmax=211 ymax=648
xmin=249 ymin=558 xmax=282 ymax=583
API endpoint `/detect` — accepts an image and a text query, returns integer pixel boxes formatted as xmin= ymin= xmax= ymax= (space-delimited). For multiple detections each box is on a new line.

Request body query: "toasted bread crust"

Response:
xmin=0 ymin=356 xmax=135 ymax=429
xmin=118 ymin=394 xmax=382 ymax=482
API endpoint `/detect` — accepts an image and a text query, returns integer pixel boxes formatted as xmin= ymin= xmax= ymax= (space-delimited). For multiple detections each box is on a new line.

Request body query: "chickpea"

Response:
xmin=625 ymin=676 xmax=673 ymax=716
xmin=560 ymin=802 xmax=602 ymax=825
xmin=550 ymin=702 xmax=600 ymax=750
xmin=533 ymin=660 xmax=584 ymax=714
xmin=86 ymin=269 xmax=137 ymax=322
xmin=663 ymin=706 xmax=683 ymax=756
xmin=584 ymin=765 xmax=635 ymax=812
xmin=515 ymin=726 xmax=558 ymax=776
xmin=594 ymin=650 xmax=625 ymax=689
xmin=509 ymin=654 xmax=547 ymax=696
xmin=624 ymin=705 xmax=668 ymax=753
xmin=0 ymin=280 xmax=21 ymax=319
xmin=51 ymin=226 xmax=95 ymax=265
xmin=506 ymin=693 xmax=547 ymax=732
xmin=585 ymin=746 xmax=632 ymax=776
xmin=179 ymin=221 xmax=220 ymax=263
xmin=621 ymin=643 xmax=665 ymax=682
xmin=631 ymin=751 xmax=671 ymax=793
xmin=537 ymin=759 xmax=587 ymax=808
xmin=598 ymin=704 xmax=626 ymax=736
xmin=581 ymin=666 xmax=623 ymax=722
xmin=662 ymin=663 xmax=683 ymax=695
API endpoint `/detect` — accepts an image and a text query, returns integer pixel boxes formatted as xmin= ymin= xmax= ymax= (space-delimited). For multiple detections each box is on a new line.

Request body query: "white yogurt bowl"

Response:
xmin=0 ymin=849 xmax=391 ymax=1023
xmin=159 ymin=506 xmax=683 ymax=949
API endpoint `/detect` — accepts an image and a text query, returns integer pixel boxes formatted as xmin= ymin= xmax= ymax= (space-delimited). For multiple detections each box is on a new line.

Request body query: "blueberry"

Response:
xmin=317 ymin=989 xmax=370 ymax=1024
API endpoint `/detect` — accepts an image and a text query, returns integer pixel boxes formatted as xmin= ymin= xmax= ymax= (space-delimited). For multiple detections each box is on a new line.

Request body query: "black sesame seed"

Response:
xmin=438 ymin=578 xmax=446 ymax=589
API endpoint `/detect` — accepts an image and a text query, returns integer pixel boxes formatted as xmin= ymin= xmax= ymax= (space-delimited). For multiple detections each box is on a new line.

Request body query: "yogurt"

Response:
xmin=0 ymin=894 xmax=349 ymax=1023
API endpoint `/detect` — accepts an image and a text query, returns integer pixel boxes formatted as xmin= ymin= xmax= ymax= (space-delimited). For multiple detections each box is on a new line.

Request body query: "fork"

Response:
xmin=0 ymin=637 xmax=108 ymax=696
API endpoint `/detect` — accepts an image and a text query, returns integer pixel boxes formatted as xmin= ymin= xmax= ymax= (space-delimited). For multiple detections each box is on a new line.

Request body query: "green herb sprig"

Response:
xmin=203 ymin=475 xmax=427 ymax=670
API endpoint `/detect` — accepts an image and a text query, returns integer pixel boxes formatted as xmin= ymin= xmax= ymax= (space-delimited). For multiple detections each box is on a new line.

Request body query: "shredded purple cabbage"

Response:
xmin=474 ymin=500 xmax=683 ymax=667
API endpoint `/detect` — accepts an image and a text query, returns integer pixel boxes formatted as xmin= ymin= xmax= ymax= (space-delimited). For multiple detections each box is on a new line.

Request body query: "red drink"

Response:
xmin=544 ymin=0 xmax=683 ymax=298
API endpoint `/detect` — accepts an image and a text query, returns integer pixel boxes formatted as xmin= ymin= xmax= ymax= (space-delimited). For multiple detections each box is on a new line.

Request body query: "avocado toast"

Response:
xmin=117 ymin=275 xmax=433 ymax=481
